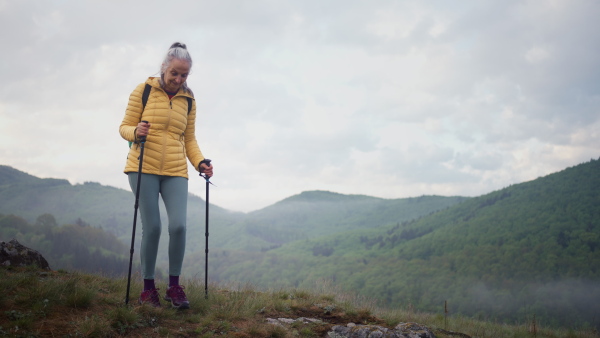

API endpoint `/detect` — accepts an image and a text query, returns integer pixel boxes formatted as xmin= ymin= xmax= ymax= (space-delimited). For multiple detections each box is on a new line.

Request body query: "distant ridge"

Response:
xmin=0 ymin=164 xmax=240 ymax=244
xmin=280 ymin=190 xmax=383 ymax=202
xmin=0 ymin=165 xmax=40 ymax=186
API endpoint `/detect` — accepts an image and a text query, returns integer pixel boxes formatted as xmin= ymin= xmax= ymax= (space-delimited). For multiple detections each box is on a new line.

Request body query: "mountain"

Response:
xmin=0 ymin=165 xmax=245 ymax=250
xmin=191 ymin=158 xmax=600 ymax=328
xmin=2 ymin=159 xmax=599 ymax=328
xmin=225 ymin=191 xmax=469 ymax=250
xmin=0 ymin=165 xmax=39 ymax=185
xmin=0 ymin=164 xmax=467 ymax=272
xmin=0 ymin=165 xmax=466 ymax=251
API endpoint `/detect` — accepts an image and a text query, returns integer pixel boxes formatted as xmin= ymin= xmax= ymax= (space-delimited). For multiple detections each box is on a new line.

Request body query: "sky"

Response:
xmin=1 ymin=0 xmax=599 ymax=213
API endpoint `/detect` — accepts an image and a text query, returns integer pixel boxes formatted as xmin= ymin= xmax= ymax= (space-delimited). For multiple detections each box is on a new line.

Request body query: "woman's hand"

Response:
xmin=136 ymin=121 xmax=151 ymax=138
xmin=200 ymin=162 xmax=214 ymax=178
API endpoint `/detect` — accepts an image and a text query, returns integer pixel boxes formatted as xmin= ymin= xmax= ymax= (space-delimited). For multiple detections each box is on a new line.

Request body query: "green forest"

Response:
xmin=1 ymin=159 xmax=599 ymax=329
xmin=0 ymin=213 xmax=128 ymax=276
xmin=186 ymin=158 xmax=600 ymax=329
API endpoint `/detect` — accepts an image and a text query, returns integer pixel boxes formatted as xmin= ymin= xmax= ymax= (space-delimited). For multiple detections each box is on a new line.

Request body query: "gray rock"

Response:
xmin=0 ymin=239 xmax=50 ymax=270
xmin=267 ymin=317 xmax=437 ymax=338
xmin=328 ymin=322 xmax=436 ymax=338
xmin=278 ymin=318 xmax=296 ymax=324
xmin=329 ymin=325 xmax=396 ymax=338
xmin=266 ymin=318 xmax=284 ymax=327
xmin=395 ymin=322 xmax=436 ymax=338
xmin=267 ymin=317 xmax=323 ymax=326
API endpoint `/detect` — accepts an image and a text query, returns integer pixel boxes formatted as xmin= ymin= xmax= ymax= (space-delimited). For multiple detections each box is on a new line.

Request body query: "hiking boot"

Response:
xmin=164 ymin=285 xmax=190 ymax=309
xmin=139 ymin=288 xmax=161 ymax=307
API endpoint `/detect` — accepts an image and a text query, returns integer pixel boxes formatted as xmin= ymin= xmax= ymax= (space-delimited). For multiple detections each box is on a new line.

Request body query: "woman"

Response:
xmin=119 ymin=42 xmax=213 ymax=308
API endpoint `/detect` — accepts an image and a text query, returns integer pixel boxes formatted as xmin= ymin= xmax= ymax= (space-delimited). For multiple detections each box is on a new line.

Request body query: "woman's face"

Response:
xmin=162 ymin=58 xmax=191 ymax=92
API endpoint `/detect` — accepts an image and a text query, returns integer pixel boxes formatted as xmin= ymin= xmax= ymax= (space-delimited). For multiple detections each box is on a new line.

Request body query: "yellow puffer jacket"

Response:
xmin=119 ymin=77 xmax=205 ymax=179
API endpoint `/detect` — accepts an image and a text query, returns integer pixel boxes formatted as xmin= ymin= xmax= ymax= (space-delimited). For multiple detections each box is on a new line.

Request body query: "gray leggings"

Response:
xmin=128 ymin=173 xmax=188 ymax=279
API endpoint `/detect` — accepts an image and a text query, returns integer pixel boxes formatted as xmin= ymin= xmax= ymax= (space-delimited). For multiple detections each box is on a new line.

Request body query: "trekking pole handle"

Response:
xmin=199 ymin=159 xmax=212 ymax=180
xmin=139 ymin=120 xmax=149 ymax=143
xmin=200 ymin=159 xmax=212 ymax=172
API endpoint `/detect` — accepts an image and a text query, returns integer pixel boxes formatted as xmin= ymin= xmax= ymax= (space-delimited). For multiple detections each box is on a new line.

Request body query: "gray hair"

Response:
xmin=159 ymin=42 xmax=193 ymax=94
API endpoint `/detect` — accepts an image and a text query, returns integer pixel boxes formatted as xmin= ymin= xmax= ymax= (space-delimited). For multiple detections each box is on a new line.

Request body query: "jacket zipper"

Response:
xmin=153 ymin=89 xmax=190 ymax=173
xmin=180 ymin=132 xmax=186 ymax=159
xmin=160 ymin=99 xmax=173 ymax=172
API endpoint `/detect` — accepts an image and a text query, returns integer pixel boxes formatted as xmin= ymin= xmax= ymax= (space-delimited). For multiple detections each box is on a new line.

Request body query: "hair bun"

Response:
xmin=170 ymin=42 xmax=187 ymax=50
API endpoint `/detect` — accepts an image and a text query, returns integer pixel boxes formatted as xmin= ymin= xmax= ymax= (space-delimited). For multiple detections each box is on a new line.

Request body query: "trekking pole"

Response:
xmin=200 ymin=159 xmax=212 ymax=299
xmin=125 ymin=121 xmax=149 ymax=305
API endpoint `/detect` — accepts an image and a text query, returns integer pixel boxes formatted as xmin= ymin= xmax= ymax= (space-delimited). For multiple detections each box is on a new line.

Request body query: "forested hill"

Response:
xmin=199 ymin=158 xmax=600 ymax=329
xmin=0 ymin=165 xmax=40 ymax=185
xmin=0 ymin=213 xmax=129 ymax=276
xmin=2 ymin=160 xmax=599 ymax=328
xmin=303 ymin=156 xmax=600 ymax=267
xmin=0 ymin=163 xmax=470 ymax=274
xmin=0 ymin=165 xmax=244 ymax=243
xmin=0 ymin=165 xmax=469 ymax=252
xmin=229 ymin=191 xmax=469 ymax=250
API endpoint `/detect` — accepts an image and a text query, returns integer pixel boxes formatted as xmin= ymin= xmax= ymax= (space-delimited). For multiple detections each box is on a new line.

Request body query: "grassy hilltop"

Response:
xmin=1 ymin=265 xmax=597 ymax=337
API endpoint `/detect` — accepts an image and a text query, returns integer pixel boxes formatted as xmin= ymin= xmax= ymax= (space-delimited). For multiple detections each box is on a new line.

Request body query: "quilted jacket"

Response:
xmin=119 ymin=77 xmax=205 ymax=179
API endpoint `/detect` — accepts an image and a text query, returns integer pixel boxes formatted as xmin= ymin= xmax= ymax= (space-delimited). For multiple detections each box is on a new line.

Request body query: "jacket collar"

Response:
xmin=145 ymin=77 xmax=194 ymax=99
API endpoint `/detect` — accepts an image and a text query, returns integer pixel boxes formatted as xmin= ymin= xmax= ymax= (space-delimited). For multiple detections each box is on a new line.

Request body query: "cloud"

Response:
xmin=0 ymin=0 xmax=599 ymax=212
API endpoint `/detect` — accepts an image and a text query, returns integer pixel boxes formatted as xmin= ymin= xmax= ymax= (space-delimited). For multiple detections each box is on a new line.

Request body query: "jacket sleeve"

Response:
xmin=183 ymin=98 xmax=206 ymax=171
xmin=119 ymin=83 xmax=146 ymax=142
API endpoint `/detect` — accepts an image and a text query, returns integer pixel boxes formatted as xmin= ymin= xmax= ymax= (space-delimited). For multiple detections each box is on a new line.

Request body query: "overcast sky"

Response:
xmin=1 ymin=0 xmax=599 ymax=213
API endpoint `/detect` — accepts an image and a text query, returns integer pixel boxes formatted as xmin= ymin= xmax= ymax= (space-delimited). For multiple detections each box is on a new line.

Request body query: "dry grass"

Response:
xmin=0 ymin=266 xmax=597 ymax=337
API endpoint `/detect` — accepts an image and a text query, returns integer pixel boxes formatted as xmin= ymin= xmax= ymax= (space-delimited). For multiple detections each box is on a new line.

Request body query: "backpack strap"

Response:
xmin=142 ymin=83 xmax=152 ymax=110
xmin=128 ymin=84 xmax=152 ymax=149
xmin=186 ymin=97 xmax=192 ymax=115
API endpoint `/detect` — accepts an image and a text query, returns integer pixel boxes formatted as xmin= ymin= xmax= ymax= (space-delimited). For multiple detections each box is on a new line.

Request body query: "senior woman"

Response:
xmin=119 ymin=42 xmax=213 ymax=308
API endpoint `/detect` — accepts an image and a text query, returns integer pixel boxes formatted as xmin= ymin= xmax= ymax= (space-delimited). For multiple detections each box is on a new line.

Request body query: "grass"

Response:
xmin=0 ymin=266 xmax=597 ymax=337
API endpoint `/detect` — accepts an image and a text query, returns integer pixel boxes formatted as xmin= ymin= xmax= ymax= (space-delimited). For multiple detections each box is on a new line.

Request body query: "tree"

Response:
xmin=36 ymin=213 xmax=57 ymax=228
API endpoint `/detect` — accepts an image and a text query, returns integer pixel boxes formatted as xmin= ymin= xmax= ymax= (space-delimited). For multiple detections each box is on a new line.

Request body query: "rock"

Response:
xmin=267 ymin=317 xmax=324 ymax=326
xmin=0 ymin=239 xmax=50 ymax=270
xmin=328 ymin=322 xmax=436 ymax=338
xmin=395 ymin=322 xmax=437 ymax=338
xmin=267 ymin=318 xmax=284 ymax=327
xmin=278 ymin=318 xmax=296 ymax=324
xmin=329 ymin=325 xmax=393 ymax=337
xmin=434 ymin=328 xmax=471 ymax=338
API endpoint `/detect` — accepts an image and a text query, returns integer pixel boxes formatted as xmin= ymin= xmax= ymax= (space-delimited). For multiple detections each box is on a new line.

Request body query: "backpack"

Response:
xmin=128 ymin=84 xmax=193 ymax=148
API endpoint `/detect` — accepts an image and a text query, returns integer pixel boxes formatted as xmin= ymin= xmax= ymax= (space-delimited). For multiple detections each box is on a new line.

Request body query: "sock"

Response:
xmin=144 ymin=279 xmax=156 ymax=291
xmin=169 ymin=275 xmax=180 ymax=287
